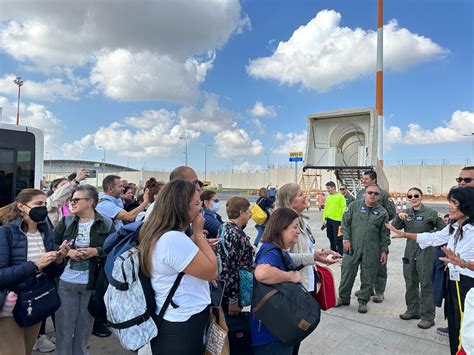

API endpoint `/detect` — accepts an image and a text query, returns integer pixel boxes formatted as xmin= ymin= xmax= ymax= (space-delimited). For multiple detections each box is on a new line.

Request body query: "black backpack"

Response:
xmin=252 ymin=245 xmax=321 ymax=345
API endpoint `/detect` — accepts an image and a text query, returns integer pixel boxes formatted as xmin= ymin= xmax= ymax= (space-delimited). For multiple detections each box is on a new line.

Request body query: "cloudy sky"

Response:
xmin=0 ymin=0 xmax=472 ymax=172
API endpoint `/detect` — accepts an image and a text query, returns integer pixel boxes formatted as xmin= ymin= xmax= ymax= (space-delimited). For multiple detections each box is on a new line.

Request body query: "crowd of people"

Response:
xmin=0 ymin=164 xmax=472 ymax=355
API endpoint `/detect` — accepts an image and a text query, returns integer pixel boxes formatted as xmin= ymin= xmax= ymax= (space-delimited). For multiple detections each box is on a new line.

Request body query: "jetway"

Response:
xmin=302 ymin=108 xmax=389 ymax=197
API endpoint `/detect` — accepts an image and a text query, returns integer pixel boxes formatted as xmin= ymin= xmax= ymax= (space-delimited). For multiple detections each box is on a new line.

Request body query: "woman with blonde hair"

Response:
xmin=276 ymin=183 xmax=340 ymax=293
xmin=138 ymin=179 xmax=218 ymax=355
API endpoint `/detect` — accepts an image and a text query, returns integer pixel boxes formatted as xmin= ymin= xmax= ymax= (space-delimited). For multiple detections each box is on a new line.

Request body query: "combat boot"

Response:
xmin=358 ymin=303 xmax=368 ymax=314
xmin=372 ymin=293 xmax=384 ymax=303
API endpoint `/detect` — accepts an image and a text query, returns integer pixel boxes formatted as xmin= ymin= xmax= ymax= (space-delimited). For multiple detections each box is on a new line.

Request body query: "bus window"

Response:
xmin=0 ymin=124 xmax=43 ymax=207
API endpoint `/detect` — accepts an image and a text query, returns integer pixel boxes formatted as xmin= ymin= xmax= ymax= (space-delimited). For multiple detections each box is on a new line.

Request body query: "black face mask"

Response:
xmin=28 ymin=206 xmax=48 ymax=223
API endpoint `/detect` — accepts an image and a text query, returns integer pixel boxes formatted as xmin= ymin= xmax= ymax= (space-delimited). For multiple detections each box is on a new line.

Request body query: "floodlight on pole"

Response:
xmin=13 ymin=77 xmax=24 ymax=125
xmin=179 ymin=136 xmax=188 ymax=166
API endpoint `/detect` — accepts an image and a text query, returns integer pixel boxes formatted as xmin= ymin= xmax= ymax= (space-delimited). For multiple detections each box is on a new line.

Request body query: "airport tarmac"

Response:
xmin=35 ymin=199 xmax=450 ymax=355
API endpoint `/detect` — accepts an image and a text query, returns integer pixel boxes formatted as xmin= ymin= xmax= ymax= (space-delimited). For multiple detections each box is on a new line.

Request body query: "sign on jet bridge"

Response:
xmin=289 ymin=151 xmax=303 ymax=162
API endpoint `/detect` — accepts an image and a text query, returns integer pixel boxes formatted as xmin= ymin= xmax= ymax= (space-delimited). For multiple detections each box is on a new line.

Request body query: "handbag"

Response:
xmin=220 ymin=226 xmax=253 ymax=307
xmin=205 ymin=307 xmax=230 ymax=355
xmin=313 ymin=264 xmax=337 ymax=311
xmin=238 ymin=270 xmax=253 ymax=307
xmin=250 ymin=204 xmax=267 ymax=225
xmin=13 ymin=273 xmax=61 ymax=327
xmin=252 ymin=245 xmax=320 ymax=345
xmin=226 ymin=311 xmax=253 ymax=355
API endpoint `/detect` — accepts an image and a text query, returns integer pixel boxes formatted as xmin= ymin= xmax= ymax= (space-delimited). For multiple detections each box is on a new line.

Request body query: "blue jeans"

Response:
xmin=254 ymin=224 xmax=266 ymax=246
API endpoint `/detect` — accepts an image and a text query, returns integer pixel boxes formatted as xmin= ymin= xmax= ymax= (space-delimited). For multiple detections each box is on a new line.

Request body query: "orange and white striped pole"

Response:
xmin=376 ymin=0 xmax=384 ymax=165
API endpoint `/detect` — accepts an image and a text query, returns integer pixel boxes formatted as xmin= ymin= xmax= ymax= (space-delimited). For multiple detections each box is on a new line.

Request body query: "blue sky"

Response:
xmin=0 ymin=0 xmax=472 ymax=172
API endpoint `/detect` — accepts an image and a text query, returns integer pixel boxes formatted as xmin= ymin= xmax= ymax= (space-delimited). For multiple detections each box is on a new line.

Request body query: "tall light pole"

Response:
xmin=375 ymin=0 xmax=384 ymax=165
xmin=463 ymin=133 xmax=474 ymax=163
xmin=179 ymin=136 xmax=188 ymax=166
xmin=204 ymin=144 xmax=212 ymax=181
xmin=98 ymin=145 xmax=106 ymax=173
xmin=230 ymin=159 xmax=234 ymax=173
xmin=45 ymin=151 xmax=52 ymax=180
xmin=13 ymin=77 xmax=24 ymax=125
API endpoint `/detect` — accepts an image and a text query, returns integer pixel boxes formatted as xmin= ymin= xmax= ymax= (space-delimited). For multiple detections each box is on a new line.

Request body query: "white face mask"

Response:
xmin=211 ymin=201 xmax=220 ymax=213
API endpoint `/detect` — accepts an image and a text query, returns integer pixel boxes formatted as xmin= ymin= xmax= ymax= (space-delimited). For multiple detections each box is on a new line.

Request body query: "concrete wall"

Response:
xmin=64 ymin=164 xmax=466 ymax=196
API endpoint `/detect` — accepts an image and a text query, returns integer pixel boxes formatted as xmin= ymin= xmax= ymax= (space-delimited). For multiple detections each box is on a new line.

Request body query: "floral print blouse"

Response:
xmin=217 ymin=221 xmax=255 ymax=303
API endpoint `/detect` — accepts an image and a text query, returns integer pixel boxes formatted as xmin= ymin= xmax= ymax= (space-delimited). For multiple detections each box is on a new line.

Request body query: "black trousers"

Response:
xmin=151 ymin=306 xmax=210 ymax=355
xmin=446 ymin=274 xmax=474 ymax=355
xmin=326 ymin=218 xmax=342 ymax=255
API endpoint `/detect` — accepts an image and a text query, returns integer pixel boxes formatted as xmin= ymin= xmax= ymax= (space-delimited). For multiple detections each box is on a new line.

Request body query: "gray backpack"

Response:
xmin=104 ymin=247 xmax=183 ymax=351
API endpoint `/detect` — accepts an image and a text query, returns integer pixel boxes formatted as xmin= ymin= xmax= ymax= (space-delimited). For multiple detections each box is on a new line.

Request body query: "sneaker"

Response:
xmin=92 ymin=321 xmax=112 ymax=337
xmin=336 ymin=298 xmax=350 ymax=307
xmin=33 ymin=335 xmax=55 ymax=353
xmin=399 ymin=312 xmax=421 ymax=320
xmin=437 ymin=326 xmax=449 ymax=335
xmin=418 ymin=320 xmax=435 ymax=329
xmin=372 ymin=293 xmax=384 ymax=303
xmin=358 ymin=303 xmax=368 ymax=314
xmin=49 ymin=336 xmax=55 ymax=344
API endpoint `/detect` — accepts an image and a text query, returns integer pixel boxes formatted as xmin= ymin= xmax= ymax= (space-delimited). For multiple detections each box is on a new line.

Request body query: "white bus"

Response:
xmin=0 ymin=123 xmax=44 ymax=207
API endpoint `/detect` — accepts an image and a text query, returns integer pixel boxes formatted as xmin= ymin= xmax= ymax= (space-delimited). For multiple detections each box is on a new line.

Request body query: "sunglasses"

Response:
xmin=340 ymin=188 xmax=346 ymax=191
xmin=407 ymin=194 xmax=420 ymax=199
xmin=456 ymin=177 xmax=473 ymax=183
xmin=71 ymin=197 xmax=90 ymax=204
xmin=366 ymin=191 xmax=380 ymax=196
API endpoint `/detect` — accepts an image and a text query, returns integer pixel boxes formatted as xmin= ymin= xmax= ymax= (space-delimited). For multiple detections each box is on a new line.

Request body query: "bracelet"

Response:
xmin=463 ymin=259 xmax=469 ymax=269
xmin=195 ymin=234 xmax=206 ymax=241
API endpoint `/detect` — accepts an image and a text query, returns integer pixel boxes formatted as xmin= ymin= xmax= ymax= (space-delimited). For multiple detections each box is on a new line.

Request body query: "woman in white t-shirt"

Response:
xmin=139 ymin=179 xmax=218 ymax=355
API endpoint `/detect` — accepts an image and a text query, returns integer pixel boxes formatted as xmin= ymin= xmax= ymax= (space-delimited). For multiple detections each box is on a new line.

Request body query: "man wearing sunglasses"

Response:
xmin=456 ymin=166 xmax=474 ymax=188
xmin=354 ymin=170 xmax=396 ymax=303
xmin=340 ymin=184 xmax=355 ymax=206
xmin=337 ymin=184 xmax=390 ymax=314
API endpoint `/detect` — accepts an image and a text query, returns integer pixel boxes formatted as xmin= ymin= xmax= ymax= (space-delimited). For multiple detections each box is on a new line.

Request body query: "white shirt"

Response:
xmin=26 ymin=231 xmax=44 ymax=263
xmin=61 ymin=220 xmax=94 ymax=284
xmin=417 ymin=222 xmax=474 ymax=278
xmin=151 ymin=230 xmax=210 ymax=322
xmin=301 ymin=218 xmax=315 ymax=292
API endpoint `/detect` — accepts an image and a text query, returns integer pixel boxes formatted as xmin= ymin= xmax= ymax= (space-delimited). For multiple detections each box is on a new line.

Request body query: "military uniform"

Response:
xmin=356 ymin=186 xmax=396 ymax=295
xmin=392 ymin=205 xmax=445 ymax=322
xmin=344 ymin=193 xmax=355 ymax=206
xmin=338 ymin=200 xmax=391 ymax=304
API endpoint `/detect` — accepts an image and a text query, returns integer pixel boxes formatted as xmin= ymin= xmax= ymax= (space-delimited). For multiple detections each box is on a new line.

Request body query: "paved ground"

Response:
xmin=36 ymin=197 xmax=450 ymax=355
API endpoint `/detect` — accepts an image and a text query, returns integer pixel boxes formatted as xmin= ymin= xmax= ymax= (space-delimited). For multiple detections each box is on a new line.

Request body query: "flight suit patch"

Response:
xmin=416 ymin=216 xmax=424 ymax=221
xmin=372 ymin=210 xmax=380 ymax=215
xmin=406 ymin=216 xmax=414 ymax=221
xmin=360 ymin=206 xmax=368 ymax=213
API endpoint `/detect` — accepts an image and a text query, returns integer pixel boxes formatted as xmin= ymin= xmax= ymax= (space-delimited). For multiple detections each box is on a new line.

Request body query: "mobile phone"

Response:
xmin=67 ymin=239 xmax=75 ymax=247
xmin=87 ymin=169 xmax=97 ymax=178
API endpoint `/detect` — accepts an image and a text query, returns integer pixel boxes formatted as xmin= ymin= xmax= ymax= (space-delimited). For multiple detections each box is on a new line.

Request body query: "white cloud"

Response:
xmin=233 ymin=161 xmax=262 ymax=172
xmin=0 ymin=1 xmax=246 ymax=103
xmin=90 ymin=50 xmax=214 ymax=103
xmin=275 ymin=131 xmax=286 ymax=140
xmin=215 ymin=128 xmax=263 ymax=158
xmin=179 ymin=93 xmax=236 ymax=133
xmin=247 ymin=10 xmax=447 ymax=92
xmin=0 ymin=73 xmax=81 ymax=101
xmin=61 ymin=134 xmax=94 ymax=157
xmin=272 ymin=131 xmax=307 ymax=154
xmin=384 ymin=110 xmax=474 ymax=149
xmin=0 ymin=1 xmax=243 ymax=67
xmin=61 ymin=109 xmax=200 ymax=159
xmin=0 ymin=96 xmax=61 ymax=150
xmin=250 ymin=101 xmax=276 ymax=117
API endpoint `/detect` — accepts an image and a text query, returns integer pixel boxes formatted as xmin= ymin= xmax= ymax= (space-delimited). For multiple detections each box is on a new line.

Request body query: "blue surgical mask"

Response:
xmin=211 ymin=201 xmax=220 ymax=213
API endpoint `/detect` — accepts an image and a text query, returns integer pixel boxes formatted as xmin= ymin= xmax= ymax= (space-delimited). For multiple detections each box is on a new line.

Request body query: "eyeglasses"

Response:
xmin=407 ymin=194 xmax=420 ymax=199
xmin=366 ymin=191 xmax=380 ymax=196
xmin=340 ymin=188 xmax=346 ymax=191
xmin=71 ymin=197 xmax=90 ymax=204
xmin=456 ymin=177 xmax=473 ymax=183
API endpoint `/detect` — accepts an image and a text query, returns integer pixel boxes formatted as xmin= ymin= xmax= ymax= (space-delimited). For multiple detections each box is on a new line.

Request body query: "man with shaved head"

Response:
xmin=169 ymin=166 xmax=203 ymax=195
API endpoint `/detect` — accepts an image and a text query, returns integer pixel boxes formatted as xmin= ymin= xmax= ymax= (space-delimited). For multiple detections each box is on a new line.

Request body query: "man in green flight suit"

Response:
xmin=337 ymin=184 xmax=391 ymax=313
xmin=392 ymin=187 xmax=446 ymax=329
xmin=355 ymin=170 xmax=396 ymax=303
xmin=340 ymin=184 xmax=355 ymax=206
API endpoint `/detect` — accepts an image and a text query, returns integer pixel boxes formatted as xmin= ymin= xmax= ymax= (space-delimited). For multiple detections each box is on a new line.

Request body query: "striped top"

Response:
xmin=26 ymin=231 xmax=45 ymax=263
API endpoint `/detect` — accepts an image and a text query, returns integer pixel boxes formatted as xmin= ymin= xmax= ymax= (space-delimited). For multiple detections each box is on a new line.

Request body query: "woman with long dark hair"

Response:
xmin=387 ymin=187 xmax=474 ymax=354
xmin=0 ymin=189 xmax=69 ymax=355
xmin=138 ymin=179 xmax=217 ymax=355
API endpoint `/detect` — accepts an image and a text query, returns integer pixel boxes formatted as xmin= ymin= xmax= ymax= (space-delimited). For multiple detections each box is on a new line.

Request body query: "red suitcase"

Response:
xmin=313 ymin=264 xmax=337 ymax=311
